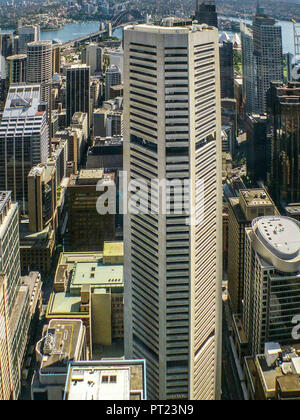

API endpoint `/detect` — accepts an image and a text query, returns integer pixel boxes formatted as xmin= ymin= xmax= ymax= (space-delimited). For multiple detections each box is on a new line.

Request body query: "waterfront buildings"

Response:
xmin=123 ymin=22 xmax=222 ymax=400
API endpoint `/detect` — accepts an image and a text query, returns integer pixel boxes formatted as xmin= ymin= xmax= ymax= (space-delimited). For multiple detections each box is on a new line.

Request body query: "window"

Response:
xmin=102 ymin=376 xmax=109 ymax=383
xmin=110 ymin=375 xmax=117 ymax=384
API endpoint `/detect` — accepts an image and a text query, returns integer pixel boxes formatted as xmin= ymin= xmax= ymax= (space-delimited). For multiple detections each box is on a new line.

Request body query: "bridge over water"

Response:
xmin=61 ymin=9 xmax=144 ymax=47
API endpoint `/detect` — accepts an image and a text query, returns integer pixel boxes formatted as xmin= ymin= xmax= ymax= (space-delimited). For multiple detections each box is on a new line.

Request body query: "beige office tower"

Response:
xmin=27 ymin=41 xmax=53 ymax=104
xmin=0 ymin=274 xmax=13 ymax=401
xmin=124 ymin=22 xmax=222 ymax=400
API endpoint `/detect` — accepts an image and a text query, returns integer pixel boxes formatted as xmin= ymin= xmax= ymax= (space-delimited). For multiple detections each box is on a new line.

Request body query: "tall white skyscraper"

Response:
xmin=0 ymin=191 xmax=21 ymax=316
xmin=240 ymin=22 xmax=257 ymax=114
xmin=252 ymin=9 xmax=284 ymax=114
xmin=124 ymin=21 xmax=222 ymax=400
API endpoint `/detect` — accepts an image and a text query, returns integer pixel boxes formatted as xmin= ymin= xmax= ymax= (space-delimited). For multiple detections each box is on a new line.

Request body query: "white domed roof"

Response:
xmin=256 ymin=217 xmax=300 ymax=260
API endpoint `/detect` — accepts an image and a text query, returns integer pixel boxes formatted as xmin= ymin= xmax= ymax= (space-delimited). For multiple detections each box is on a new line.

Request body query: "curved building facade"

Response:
xmin=243 ymin=216 xmax=300 ymax=355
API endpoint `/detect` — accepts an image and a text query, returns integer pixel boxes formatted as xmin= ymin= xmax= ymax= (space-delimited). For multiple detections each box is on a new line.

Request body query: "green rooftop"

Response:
xmin=70 ymin=261 xmax=123 ymax=295
xmin=49 ymin=292 xmax=83 ymax=315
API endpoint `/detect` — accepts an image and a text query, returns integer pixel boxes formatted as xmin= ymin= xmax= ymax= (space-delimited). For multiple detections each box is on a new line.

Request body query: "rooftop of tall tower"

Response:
xmin=0 ymin=191 xmax=11 ymax=216
xmin=7 ymin=54 xmax=27 ymax=61
xmin=250 ymin=216 xmax=300 ymax=272
xmin=27 ymin=40 xmax=52 ymax=47
xmin=1 ymin=84 xmax=43 ymax=119
xmin=125 ymin=22 xmax=216 ymax=34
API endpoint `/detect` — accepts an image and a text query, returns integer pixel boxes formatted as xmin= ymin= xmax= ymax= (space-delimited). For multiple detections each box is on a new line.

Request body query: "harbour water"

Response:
xmin=0 ymin=18 xmax=295 ymax=53
xmin=1 ymin=21 xmax=123 ymax=44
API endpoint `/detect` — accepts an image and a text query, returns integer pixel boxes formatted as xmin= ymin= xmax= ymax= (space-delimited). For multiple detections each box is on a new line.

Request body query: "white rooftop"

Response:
xmin=68 ymin=368 xmax=130 ymax=400
xmin=2 ymin=85 xmax=42 ymax=119
xmin=256 ymin=217 xmax=300 ymax=260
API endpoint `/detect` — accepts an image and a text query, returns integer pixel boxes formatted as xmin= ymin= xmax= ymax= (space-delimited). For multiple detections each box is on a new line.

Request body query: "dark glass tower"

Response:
xmin=66 ymin=65 xmax=91 ymax=127
xmin=267 ymin=81 xmax=300 ymax=205
xmin=195 ymin=0 xmax=218 ymax=28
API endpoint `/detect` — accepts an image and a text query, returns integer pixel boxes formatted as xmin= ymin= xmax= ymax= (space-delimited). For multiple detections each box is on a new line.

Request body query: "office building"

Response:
xmin=48 ymin=243 xmax=124 ymax=352
xmin=124 ymin=22 xmax=222 ymax=400
xmin=243 ymin=216 xmax=300 ymax=356
xmin=244 ymin=343 xmax=300 ymax=400
xmin=27 ymin=163 xmax=57 ymax=233
xmin=0 ymin=274 xmax=13 ymax=401
xmin=284 ymin=204 xmax=300 ymax=221
xmin=240 ymin=22 xmax=256 ymax=114
xmin=194 ymin=0 xmax=218 ymax=28
xmin=66 ymin=65 xmax=90 ymax=128
xmin=219 ymin=39 xmax=234 ymax=99
xmin=245 ymin=114 xmax=269 ymax=183
xmin=227 ymin=189 xmax=278 ymax=314
xmin=0 ymin=85 xmax=49 ymax=213
xmin=32 ymin=319 xmax=87 ymax=400
xmin=252 ymin=8 xmax=284 ymax=114
xmin=27 ymin=41 xmax=53 ymax=104
xmin=19 ymin=219 xmax=55 ymax=276
xmin=7 ymin=54 xmax=27 ymax=84
xmin=70 ymin=112 xmax=88 ymax=141
xmin=93 ymin=97 xmax=123 ymax=138
xmin=0 ymin=192 xmax=43 ymax=400
xmin=67 ymin=170 xmax=116 ymax=251
xmin=0 ymin=33 xmax=13 ymax=58
xmin=87 ymin=136 xmax=123 ymax=171
xmin=83 ymin=43 xmax=103 ymax=75
xmin=105 ymin=65 xmax=122 ymax=101
xmin=108 ymin=48 xmax=124 ymax=80
xmin=52 ymin=44 xmax=61 ymax=75
xmin=50 ymin=138 xmax=68 ymax=186
xmin=64 ymin=359 xmax=147 ymax=400
xmin=18 ymin=25 xmax=40 ymax=54
xmin=267 ymin=81 xmax=300 ymax=204
xmin=56 ymin=127 xmax=84 ymax=173
xmin=0 ymin=192 xmax=21 ymax=316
